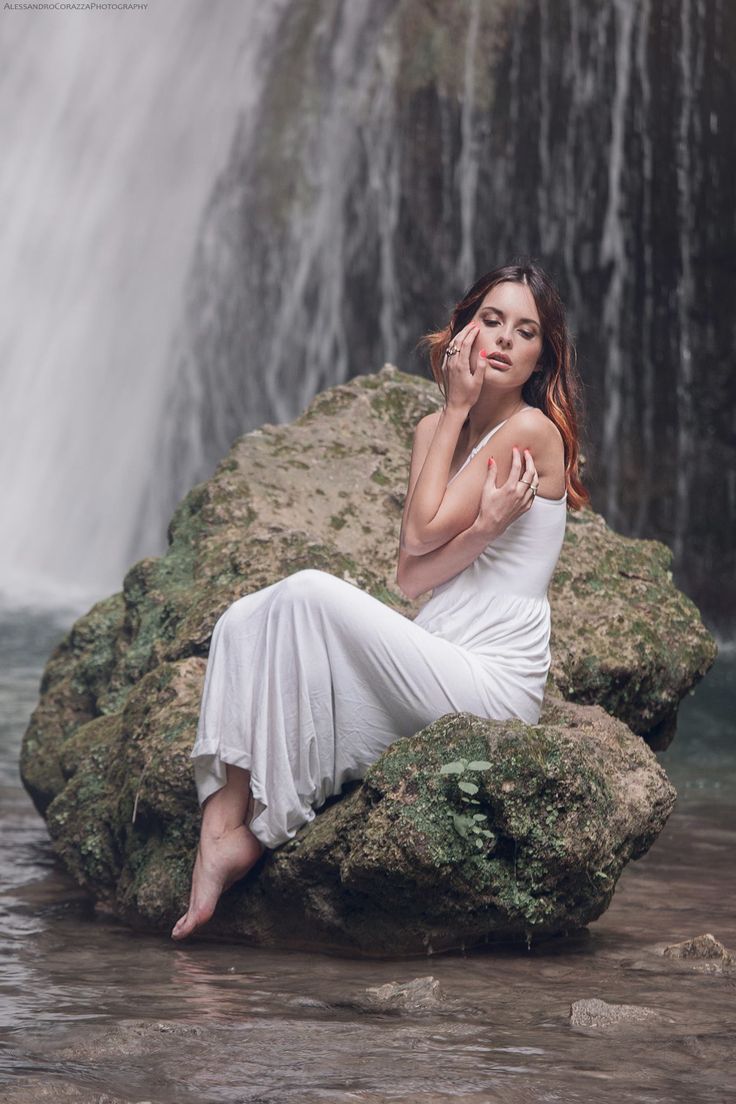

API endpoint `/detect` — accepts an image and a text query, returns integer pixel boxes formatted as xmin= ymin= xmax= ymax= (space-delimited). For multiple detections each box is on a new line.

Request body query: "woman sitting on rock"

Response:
xmin=172 ymin=258 xmax=588 ymax=941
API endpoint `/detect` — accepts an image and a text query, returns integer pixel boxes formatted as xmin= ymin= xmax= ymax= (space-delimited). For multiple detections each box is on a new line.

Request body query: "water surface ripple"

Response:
xmin=1 ymin=608 xmax=734 ymax=1103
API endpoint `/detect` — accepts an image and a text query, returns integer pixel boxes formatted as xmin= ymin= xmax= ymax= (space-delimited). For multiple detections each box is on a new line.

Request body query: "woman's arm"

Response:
xmin=403 ymin=320 xmax=502 ymax=555
xmin=396 ymin=520 xmax=488 ymax=600
xmin=397 ymin=409 xmax=488 ymax=600
xmin=403 ymin=407 xmax=559 ymax=555
xmin=396 ymin=408 xmax=547 ymax=599
xmin=401 ymin=404 xmax=471 ymax=555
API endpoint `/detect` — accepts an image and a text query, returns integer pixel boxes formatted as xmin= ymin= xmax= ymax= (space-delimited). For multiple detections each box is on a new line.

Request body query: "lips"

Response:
xmin=486 ymin=351 xmax=511 ymax=366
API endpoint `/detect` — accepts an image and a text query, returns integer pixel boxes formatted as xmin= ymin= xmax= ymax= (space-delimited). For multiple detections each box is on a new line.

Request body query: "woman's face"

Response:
xmin=468 ymin=280 xmax=543 ymax=390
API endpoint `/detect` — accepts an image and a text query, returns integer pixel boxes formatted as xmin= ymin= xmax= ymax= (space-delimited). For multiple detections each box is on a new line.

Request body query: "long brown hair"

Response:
xmin=418 ymin=260 xmax=589 ymax=510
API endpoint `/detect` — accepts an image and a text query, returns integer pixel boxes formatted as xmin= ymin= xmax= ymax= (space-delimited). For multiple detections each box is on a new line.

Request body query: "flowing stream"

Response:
xmin=1 ymin=606 xmax=733 ymax=1103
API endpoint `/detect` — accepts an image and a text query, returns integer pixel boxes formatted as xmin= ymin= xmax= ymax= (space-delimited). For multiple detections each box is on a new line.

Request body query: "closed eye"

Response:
xmin=482 ymin=318 xmax=535 ymax=340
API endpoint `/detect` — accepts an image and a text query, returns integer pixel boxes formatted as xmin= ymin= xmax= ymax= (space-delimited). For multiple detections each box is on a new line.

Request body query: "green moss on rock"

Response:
xmin=18 ymin=367 xmax=712 ymax=952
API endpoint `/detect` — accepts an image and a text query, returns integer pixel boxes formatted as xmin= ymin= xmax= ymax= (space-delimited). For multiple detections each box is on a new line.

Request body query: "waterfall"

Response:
xmin=633 ymin=0 xmax=656 ymax=537
xmin=600 ymin=0 xmax=635 ymax=524
xmin=673 ymin=0 xmax=696 ymax=564
xmin=457 ymin=0 xmax=482 ymax=287
xmin=0 ymin=0 xmax=285 ymax=613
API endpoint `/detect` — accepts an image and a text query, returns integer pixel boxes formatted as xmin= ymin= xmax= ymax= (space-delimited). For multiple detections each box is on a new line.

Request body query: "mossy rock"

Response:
xmin=19 ymin=367 xmax=712 ymax=947
xmin=73 ymin=684 xmax=675 ymax=955
xmin=549 ymin=507 xmax=716 ymax=747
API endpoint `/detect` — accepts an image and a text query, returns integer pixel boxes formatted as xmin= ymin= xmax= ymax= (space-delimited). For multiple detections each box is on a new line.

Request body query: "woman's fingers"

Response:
xmin=479 ymin=447 xmax=542 ymax=535
xmin=455 ymin=318 xmax=478 ymax=340
xmin=445 ymin=323 xmax=481 ymax=393
xmin=522 ymin=448 xmax=536 ymax=482
xmin=521 ymin=449 xmax=538 ymax=506
xmin=447 ymin=323 xmax=479 ymax=356
xmin=460 ymin=321 xmax=479 ymax=345
xmin=460 ymin=324 xmax=480 ymax=371
xmin=489 ymin=448 xmax=539 ymax=499
xmin=504 ymin=445 xmax=523 ymax=490
xmin=444 ymin=319 xmax=480 ymax=357
xmin=485 ymin=455 xmax=497 ymax=484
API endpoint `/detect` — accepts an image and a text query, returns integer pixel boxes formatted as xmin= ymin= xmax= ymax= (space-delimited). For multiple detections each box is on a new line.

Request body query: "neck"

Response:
xmin=464 ymin=394 xmax=528 ymax=443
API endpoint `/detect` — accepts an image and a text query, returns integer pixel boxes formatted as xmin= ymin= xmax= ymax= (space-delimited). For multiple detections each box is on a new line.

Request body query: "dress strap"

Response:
xmin=447 ymin=405 xmax=536 ymax=486
xmin=447 ymin=417 xmax=509 ymax=485
xmin=471 ymin=418 xmax=509 ymax=455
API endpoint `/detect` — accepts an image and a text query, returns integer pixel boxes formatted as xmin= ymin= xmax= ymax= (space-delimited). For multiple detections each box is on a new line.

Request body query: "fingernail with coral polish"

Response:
xmin=480 ymin=348 xmax=486 ymax=357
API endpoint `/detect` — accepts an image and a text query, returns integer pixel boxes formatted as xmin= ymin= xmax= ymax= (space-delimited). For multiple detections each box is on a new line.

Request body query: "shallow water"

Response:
xmin=1 ymin=606 xmax=734 ymax=1104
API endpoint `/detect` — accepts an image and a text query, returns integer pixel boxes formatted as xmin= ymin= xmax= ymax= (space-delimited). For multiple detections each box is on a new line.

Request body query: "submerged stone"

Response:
xmin=569 ymin=998 xmax=663 ymax=1029
xmin=663 ymin=933 xmax=734 ymax=965
xmin=361 ymin=976 xmax=444 ymax=1013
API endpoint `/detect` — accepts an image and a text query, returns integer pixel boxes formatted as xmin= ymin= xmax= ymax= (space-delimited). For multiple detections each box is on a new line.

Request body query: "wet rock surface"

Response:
xmin=17 ymin=368 xmax=714 ymax=950
xmin=0 ymin=1085 xmax=135 ymax=1104
xmin=569 ymin=997 xmax=664 ymax=1029
xmin=358 ymin=975 xmax=444 ymax=1013
xmin=663 ymin=932 xmax=735 ymax=964
xmin=660 ymin=932 xmax=736 ymax=975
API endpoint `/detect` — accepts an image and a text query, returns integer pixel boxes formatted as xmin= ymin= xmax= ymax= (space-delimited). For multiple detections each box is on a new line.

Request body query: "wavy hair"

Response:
xmin=417 ymin=259 xmax=589 ymax=510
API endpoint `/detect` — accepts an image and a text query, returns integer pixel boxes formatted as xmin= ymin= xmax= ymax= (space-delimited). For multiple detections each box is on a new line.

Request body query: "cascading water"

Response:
xmin=0 ymin=0 xmax=286 ymax=614
xmin=1 ymin=0 xmax=733 ymax=636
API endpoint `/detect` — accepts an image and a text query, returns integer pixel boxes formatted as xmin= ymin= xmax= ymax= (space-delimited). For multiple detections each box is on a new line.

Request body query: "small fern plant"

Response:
xmin=438 ymin=758 xmax=495 ymax=850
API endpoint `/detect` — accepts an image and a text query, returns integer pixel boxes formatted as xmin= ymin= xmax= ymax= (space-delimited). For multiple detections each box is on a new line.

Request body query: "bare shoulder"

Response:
xmin=419 ymin=409 xmax=442 ymax=430
xmin=414 ymin=409 xmax=442 ymax=440
xmin=512 ymin=405 xmax=563 ymax=447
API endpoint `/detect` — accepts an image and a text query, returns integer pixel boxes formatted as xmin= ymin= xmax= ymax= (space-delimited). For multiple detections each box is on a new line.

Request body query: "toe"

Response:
xmin=171 ymin=914 xmax=191 ymax=940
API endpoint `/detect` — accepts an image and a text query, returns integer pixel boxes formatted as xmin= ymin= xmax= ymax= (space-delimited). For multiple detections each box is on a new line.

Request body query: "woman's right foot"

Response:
xmin=171 ymin=824 xmax=263 ymax=941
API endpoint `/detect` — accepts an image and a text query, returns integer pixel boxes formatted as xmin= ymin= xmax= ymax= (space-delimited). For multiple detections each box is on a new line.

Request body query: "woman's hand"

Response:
xmin=475 ymin=447 xmax=539 ymax=540
xmin=444 ymin=320 xmax=482 ymax=412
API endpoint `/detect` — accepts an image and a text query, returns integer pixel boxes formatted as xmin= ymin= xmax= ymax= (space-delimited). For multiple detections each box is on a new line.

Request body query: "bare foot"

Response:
xmin=171 ymin=824 xmax=263 ymax=941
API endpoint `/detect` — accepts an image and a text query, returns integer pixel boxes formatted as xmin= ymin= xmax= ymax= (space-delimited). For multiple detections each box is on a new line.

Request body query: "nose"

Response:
xmin=497 ymin=329 xmax=512 ymax=348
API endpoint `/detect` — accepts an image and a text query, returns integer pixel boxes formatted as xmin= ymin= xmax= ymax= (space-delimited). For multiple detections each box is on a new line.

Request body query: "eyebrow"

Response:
xmin=481 ymin=306 xmax=540 ymax=329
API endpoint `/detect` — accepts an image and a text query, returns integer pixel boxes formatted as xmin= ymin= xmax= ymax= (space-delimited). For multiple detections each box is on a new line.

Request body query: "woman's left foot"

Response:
xmin=171 ymin=824 xmax=263 ymax=941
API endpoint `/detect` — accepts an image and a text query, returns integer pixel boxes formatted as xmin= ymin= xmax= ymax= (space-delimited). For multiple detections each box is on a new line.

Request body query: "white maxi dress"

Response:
xmin=190 ymin=416 xmax=567 ymax=850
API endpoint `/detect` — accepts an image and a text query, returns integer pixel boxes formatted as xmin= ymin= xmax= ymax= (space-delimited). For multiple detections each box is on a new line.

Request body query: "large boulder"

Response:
xmin=20 ymin=366 xmax=714 ymax=951
xmin=44 ymin=675 xmax=675 ymax=955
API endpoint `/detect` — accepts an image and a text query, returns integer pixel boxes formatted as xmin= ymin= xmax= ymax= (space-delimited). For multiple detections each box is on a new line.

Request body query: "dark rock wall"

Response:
xmin=135 ymin=0 xmax=735 ymax=636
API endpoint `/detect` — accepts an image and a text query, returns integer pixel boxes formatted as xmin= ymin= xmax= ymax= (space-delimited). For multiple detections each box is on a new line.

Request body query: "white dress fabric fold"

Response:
xmin=190 ymin=418 xmax=567 ymax=850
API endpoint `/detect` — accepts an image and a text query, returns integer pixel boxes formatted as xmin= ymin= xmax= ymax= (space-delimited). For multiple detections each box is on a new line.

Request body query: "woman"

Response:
xmin=172 ymin=259 xmax=588 ymax=941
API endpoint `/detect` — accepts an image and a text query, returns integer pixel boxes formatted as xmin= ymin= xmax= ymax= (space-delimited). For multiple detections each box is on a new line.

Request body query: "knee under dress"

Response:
xmin=190 ymin=416 xmax=567 ymax=850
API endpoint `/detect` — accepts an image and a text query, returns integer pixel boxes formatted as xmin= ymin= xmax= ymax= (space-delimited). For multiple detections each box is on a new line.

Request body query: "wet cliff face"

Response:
xmin=147 ymin=0 xmax=735 ymax=636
